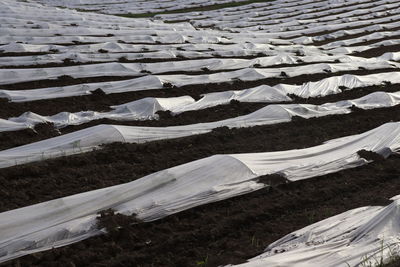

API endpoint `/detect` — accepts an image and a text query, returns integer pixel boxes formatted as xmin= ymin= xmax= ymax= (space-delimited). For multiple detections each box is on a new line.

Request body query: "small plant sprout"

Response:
xmin=196 ymin=254 xmax=209 ymax=266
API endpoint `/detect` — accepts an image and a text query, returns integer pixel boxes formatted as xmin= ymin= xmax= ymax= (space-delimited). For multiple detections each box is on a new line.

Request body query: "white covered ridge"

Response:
xmin=171 ymin=85 xmax=291 ymax=114
xmin=0 ymin=86 xmax=291 ymax=133
xmin=0 ymin=119 xmax=30 ymax=133
xmin=2 ymin=96 xmax=197 ymax=132
xmin=1 ymin=90 xmax=400 ymax=166
xmin=0 ymin=62 xmax=144 ymax=85
xmin=33 ymin=0 xmax=255 ymax=15
xmin=0 ymin=55 xmax=379 ymax=85
xmin=380 ymin=52 xmax=400 ymax=62
xmin=232 ymin=195 xmax=400 ymax=267
xmin=181 ymin=2 xmax=400 ymax=40
xmin=0 ymin=46 xmax=322 ymax=68
xmin=2 ymin=71 xmax=399 ymax=133
xmin=1 ymin=68 xmax=400 ymax=103
xmin=0 ymin=122 xmax=400 ymax=263
xmin=2 ymin=0 xmax=400 ymax=52
xmin=280 ymin=71 xmax=399 ymax=98
xmin=0 ymin=43 xmax=65 ymax=53
xmin=0 ymin=75 xmax=165 ymax=102
xmin=0 ymin=69 xmax=398 ymax=132
xmin=326 ymin=38 xmax=400 ymax=56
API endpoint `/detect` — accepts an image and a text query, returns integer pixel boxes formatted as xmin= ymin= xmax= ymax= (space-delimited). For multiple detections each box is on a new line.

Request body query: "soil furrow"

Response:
xmin=0 ymin=75 xmax=139 ymax=90
xmin=352 ymin=43 xmax=400 ymax=58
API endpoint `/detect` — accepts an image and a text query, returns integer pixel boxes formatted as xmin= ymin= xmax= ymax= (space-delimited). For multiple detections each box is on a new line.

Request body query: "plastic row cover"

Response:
xmin=1 ymin=89 xmax=400 ymax=168
xmin=1 ymin=61 xmax=398 ymax=102
xmin=1 ymin=71 xmax=399 ymax=134
xmin=0 ymin=122 xmax=400 ymax=263
xmin=232 ymin=195 xmax=400 ymax=267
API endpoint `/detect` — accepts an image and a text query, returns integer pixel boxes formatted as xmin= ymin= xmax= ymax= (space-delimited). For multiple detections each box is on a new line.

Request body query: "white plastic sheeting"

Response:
xmin=0 ymin=55 xmax=372 ymax=85
xmin=1 ymin=96 xmax=196 ymax=132
xmin=0 ymin=43 xmax=65 ymax=53
xmin=380 ymin=52 xmax=400 ymax=62
xmin=0 ymin=0 xmax=291 ymax=47
xmin=0 ymin=43 xmax=315 ymax=63
xmin=219 ymin=0 xmax=400 ymax=32
xmin=326 ymin=38 xmax=400 ymax=56
xmin=1 ymin=0 xmax=400 ymax=264
xmin=0 ymin=0 xmax=268 ymax=47
xmin=0 ymin=49 xmax=300 ymax=67
xmin=1 ymin=122 xmax=400 ymax=263
xmin=319 ymin=29 xmax=400 ymax=49
xmin=170 ymin=85 xmax=291 ymax=114
xmin=232 ymin=195 xmax=400 ymax=267
xmin=157 ymin=0 xmax=394 ymax=25
xmin=2 ymin=0 xmax=400 ymax=70
xmin=1 ymin=61 xmax=398 ymax=102
xmin=250 ymin=8 xmax=400 ymax=37
xmin=0 ymin=75 xmax=164 ymax=102
xmin=0 ymin=62 xmax=143 ymax=85
xmin=156 ymin=0 xmax=400 ymax=38
xmin=33 ymin=0 xmax=251 ymax=15
xmin=0 ymin=86 xmax=291 ymax=132
xmin=0 ymin=31 xmax=228 ymax=46
xmin=0 ymin=71 xmax=398 ymax=133
xmin=0 ymin=0 xmax=195 ymax=32
xmin=295 ymin=22 xmax=400 ymax=46
xmin=1 ymin=90 xmax=400 ymax=168
xmin=0 ymin=119 xmax=29 ymax=133
xmin=285 ymin=72 xmax=400 ymax=98
xmin=3 ymin=0 xmax=400 ymax=88
xmin=0 ymin=79 xmax=397 ymax=133
xmin=1 ymin=0 xmax=399 ymax=55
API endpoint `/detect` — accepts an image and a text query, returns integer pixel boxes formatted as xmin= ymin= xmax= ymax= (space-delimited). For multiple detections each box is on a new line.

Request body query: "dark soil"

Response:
xmin=349 ymin=36 xmax=400 ymax=47
xmin=1 ymin=104 xmax=400 ymax=213
xmin=0 ymin=52 xmax=53 ymax=57
xmin=0 ymin=75 xmax=139 ymax=90
xmin=0 ymin=68 xmax=397 ymax=119
xmin=6 ymin=153 xmax=400 ymax=267
xmin=384 ymin=258 xmax=400 ymax=267
xmin=357 ymin=149 xmax=386 ymax=162
xmin=0 ymin=123 xmax=60 ymax=151
xmin=0 ymin=60 xmax=110 ymax=69
xmin=352 ymin=44 xmax=400 ymax=58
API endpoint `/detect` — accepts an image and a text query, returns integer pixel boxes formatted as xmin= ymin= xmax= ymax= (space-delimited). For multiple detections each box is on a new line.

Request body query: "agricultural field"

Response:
xmin=1 ymin=0 xmax=400 ymax=266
